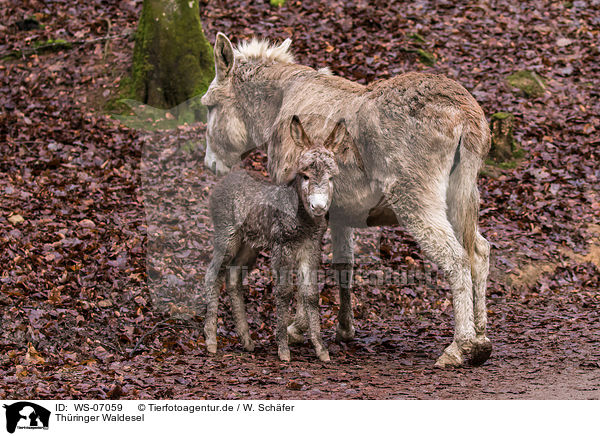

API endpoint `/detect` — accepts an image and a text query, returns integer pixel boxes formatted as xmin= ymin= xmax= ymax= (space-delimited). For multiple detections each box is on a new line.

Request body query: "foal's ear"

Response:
xmin=289 ymin=115 xmax=313 ymax=149
xmin=324 ymin=119 xmax=348 ymax=152
xmin=215 ymin=32 xmax=235 ymax=82
xmin=326 ymin=119 xmax=366 ymax=172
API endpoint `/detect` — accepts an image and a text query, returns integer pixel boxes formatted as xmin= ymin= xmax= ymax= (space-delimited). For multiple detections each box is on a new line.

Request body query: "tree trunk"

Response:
xmin=489 ymin=112 xmax=516 ymax=162
xmin=131 ymin=0 xmax=214 ymax=110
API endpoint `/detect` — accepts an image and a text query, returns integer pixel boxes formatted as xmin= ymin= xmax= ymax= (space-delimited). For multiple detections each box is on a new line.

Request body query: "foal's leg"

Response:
xmin=288 ymin=224 xmax=348 ymax=345
xmin=225 ymin=244 xmax=257 ymax=352
xmin=204 ymin=230 xmax=240 ymax=354
xmin=274 ymin=272 xmax=294 ymax=362
xmin=203 ymin=247 xmax=228 ymax=354
xmin=298 ymin=247 xmax=330 ymax=362
xmin=331 ymin=222 xmax=356 ymax=342
xmin=272 ymin=248 xmax=294 ymax=361
xmin=287 ymin=293 xmax=308 ymax=344
xmin=389 ymin=192 xmax=476 ymax=367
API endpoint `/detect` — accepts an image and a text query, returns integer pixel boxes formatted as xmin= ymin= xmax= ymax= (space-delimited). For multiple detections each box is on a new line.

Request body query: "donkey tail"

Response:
xmin=446 ymin=127 xmax=489 ymax=265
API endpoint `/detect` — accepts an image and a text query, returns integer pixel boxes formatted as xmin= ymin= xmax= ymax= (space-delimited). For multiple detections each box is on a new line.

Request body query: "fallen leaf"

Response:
xmin=24 ymin=343 xmax=45 ymax=365
xmin=8 ymin=214 xmax=24 ymax=225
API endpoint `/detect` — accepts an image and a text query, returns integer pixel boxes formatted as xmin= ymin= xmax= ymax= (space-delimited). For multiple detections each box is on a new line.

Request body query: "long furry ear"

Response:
xmin=324 ymin=119 xmax=348 ymax=152
xmin=215 ymin=32 xmax=235 ymax=82
xmin=289 ymin=115 xmax=313 ymax=149
xmin=326 ymin=119 xmax=366 ymax=172
xmin=283 ymin=170 xmax=298 ymax=185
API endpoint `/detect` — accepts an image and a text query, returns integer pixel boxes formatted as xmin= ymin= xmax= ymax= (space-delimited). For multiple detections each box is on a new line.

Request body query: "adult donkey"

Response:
xmin=201 ymin=33 xmax=492 ymax=367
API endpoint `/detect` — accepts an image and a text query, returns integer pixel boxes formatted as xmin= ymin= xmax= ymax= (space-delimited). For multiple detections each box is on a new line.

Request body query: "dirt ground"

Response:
xmin=1 ymin=0 xmax=599 ymax=399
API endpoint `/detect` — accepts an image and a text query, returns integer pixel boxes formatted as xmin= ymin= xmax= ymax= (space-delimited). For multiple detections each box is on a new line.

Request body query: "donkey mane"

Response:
xmin=234 ymin=38 xmax=295 ymax=64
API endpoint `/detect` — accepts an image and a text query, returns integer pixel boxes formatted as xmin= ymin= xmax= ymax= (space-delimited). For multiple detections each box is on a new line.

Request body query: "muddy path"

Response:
xmin=4 ymin=295 xmax=599 ymax=400
xmin=3 ymin=231 xmax=599 ymax=399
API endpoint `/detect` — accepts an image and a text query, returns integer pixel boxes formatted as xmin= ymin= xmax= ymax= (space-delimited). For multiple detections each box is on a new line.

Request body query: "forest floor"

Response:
xmin=1 ymin=0 xmax=599 ymax=399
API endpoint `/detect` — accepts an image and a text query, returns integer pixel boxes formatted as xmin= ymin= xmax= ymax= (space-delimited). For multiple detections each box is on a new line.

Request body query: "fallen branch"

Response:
xmin=1 ymin=31 xmax=134 ymax=59
xmin=103 ymin=18 xmax=112 ymax=61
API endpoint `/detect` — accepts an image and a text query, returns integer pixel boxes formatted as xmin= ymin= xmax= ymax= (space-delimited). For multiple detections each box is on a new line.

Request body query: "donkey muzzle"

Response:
xmin=308 ymin=193 xmax=329 ymax=216
xmin=204 ymin=144 xmax=230 ymax=176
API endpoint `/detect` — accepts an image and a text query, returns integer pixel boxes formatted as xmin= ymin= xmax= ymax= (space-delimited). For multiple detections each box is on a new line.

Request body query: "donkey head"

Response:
xmin=289 ymin=115 xmax=353 ymax=219
xmin=201 ymin=33 xmax=291 ymax=175
xmin=201 ymin=33 xmax=246 ymax=175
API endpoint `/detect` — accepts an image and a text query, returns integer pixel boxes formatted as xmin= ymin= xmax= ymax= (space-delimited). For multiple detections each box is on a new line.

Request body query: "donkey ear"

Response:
xmin=289 ymin=115 xmax=313 ymax=149
xmin=324 ymin=119 xmax=348 ymax=152
xmin=215 ymin=32 xmax=235 ymax=82
xmin=326 ymin=119 xmax=366 ymax=172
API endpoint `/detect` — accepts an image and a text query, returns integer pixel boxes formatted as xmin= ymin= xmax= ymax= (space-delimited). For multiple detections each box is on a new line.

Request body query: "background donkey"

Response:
xmin=204 ymin=116 xmax=358 ymax=361
xmin=201 ymin=33 xmax=492 ymax=368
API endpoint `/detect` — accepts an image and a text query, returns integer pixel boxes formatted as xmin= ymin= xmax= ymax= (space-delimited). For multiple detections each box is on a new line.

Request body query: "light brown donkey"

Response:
xmin=201 ymin=33 xmax=492 ymax=368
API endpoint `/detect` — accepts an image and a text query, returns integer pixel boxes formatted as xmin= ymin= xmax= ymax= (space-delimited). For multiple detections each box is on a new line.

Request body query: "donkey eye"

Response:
xmin=302 ymin=174 xmax=309 ymax=181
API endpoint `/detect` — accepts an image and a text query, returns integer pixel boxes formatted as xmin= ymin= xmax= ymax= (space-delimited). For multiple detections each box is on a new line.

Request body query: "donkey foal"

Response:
xmin=203 ymin=116 xmax=350 ymax=362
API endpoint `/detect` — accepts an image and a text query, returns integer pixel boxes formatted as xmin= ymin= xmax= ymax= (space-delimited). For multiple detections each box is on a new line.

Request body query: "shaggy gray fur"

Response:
xmin=201 ymin=33 xmax=493 ymax=367
xmin=203 ymin=117 xmax=353 ymax=362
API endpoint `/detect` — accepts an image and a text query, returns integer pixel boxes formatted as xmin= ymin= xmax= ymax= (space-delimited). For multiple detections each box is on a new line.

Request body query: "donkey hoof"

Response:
xmin=206 ymin=343 xmax=217 ymax=354
xmin=287 ymin=325 xmax=305 ymax=344
xmin=242 ymin=339 xmax=255 ymax=352
xmin=317 ymin=351 xmax=330 ymax=362
xmin=278 ymin=349 xmax=291 ymax=362
xmin=434 ymin=341 xmax=464 ymax=368
xmin=468 ymin=336 xmax=492 ymax=366
xmin=335 ymin=324 xmax=355 ymax=342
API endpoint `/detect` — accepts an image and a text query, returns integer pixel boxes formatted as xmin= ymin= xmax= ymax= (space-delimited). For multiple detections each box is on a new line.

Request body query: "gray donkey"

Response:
xmin=203 ymin=115 xmax=359 ymax=361
xmin=201 ymin=33 xmax=492 ymax=368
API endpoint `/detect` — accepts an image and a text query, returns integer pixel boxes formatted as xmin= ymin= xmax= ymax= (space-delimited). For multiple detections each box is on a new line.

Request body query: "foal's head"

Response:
xmin=288 ymin=115 xmax=351 ymax=219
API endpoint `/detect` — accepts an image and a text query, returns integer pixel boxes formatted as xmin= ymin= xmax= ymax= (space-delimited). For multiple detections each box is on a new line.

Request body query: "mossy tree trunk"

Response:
xmin=131 ymin=0 xmax=214 ymax=109
xmin=489 ymin=112 xmax=516 ymax=162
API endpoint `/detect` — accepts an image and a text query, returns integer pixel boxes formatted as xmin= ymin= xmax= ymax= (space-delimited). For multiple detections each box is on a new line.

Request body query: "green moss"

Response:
xmin=3 ymin=38 xmax=72 ymax=59
xmin=180 ymin=140 xmax=198 ymax=154
xmin=506 ymin=70 xmax=546 ymax=98
xmin=484 ymin=160 xmax=517 ymax=171
xmin=408 ymin=32 xmax=426 ymax=44
xmin=512 ymin=146 xmax=525 ymax=160
xmin=33 ymin=39 xmax=72 ymax=52
xmin=270 ymin=0 xmax=286 ymax=6
xmin=491 ymin=112 xmax=513 ymax=121
xmin=416 ymin=48 xmax=436 ymax=66
xmin=129 ymin=0 xmax=214 ymax=110
xmin=485 ymin=146 xmax=524 ymax=170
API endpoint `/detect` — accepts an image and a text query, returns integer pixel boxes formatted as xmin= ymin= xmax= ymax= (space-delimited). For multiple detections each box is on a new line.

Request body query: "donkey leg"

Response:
xmin=470 ymin=232 xmax=492 ymax=365
xmin=446 ymin=165 xmax=493 ymax=366
xmin=391 ymin=199 xmax=476 ymax=367
xmin=274 ymin=270 xmax=294 ymax=362
xmin=203 ymin=251 xmax=227 ymax=354
xmin=331 ymin=223 xmax=356 ymax=342
xmin=225 ymin=245 xmax=257 ymax=352
xmin=304 ymin=292 xmax=330 ymax=362
xmin=287 ymin=293 xmax=308 ymax=344
xmin=271 ymin=246 xmax=295 ymax=361
xmin=297 ymin=255 xmax=329 ymax=362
